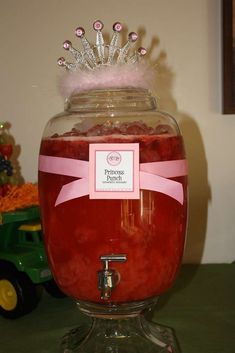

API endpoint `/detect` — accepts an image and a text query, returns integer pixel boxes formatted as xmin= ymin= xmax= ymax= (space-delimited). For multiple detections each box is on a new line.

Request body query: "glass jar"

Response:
xmin=38 ymin=88 xmax=187 ymax=353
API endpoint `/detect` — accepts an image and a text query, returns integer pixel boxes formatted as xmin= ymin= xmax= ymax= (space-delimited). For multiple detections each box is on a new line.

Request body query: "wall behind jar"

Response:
xmin=0 ymin=0 xmax=234 ymax=264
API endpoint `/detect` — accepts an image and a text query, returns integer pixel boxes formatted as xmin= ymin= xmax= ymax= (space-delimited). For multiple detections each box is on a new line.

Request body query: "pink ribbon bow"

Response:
xmin=39 ymin=155 xmax=187 ymax=206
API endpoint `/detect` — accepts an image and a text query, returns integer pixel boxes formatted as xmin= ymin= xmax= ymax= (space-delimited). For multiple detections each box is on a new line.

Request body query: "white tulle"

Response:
xmin=58 ymin=63 xmax=156 ymax=98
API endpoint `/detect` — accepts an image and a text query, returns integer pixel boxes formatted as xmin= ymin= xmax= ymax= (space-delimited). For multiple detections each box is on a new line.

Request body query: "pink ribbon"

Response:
xmin=39 ymin=155 xmax=187 ymax=206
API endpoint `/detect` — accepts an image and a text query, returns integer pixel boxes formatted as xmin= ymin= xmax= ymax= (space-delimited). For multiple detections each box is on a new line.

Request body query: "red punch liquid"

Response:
xmin=39 ymin=133 xmax=187 ymax=303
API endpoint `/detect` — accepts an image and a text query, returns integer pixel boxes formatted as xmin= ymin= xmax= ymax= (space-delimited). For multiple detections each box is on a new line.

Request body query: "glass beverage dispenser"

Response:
xmin=38 ymin=21 xmax=188 ymax=353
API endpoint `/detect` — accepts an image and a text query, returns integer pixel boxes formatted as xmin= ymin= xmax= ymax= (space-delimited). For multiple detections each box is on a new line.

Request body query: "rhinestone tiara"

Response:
xmin=57 ymin=20 xmax=147 ymax=71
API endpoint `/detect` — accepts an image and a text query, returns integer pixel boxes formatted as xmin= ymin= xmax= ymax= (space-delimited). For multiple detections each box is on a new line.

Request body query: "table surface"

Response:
xmin=0 ymin=264 xmax=234 ymax=353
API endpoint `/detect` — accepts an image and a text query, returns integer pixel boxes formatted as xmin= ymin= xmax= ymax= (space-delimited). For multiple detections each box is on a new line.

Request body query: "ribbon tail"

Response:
xmin=55 ymin=178 xmax=89 ymax=206
xmin=140 ymin=171 xmax=184 ymax=205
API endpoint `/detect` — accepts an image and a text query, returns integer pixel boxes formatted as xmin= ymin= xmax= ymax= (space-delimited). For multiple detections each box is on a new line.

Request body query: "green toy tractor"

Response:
xmin=0 ymin=206 xmax=64 ymax=319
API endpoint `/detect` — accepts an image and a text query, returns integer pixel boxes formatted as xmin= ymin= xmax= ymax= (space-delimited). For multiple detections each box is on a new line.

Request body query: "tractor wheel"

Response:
xmin=0 ymin=270 xmax=40 ymax=319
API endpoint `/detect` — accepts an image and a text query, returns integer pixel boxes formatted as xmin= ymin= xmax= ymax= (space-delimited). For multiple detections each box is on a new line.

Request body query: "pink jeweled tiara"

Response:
xmin=58 ymin=20 xmax=154 ymax=97
xmin=58 ymin=20 xmax=147 ymax=71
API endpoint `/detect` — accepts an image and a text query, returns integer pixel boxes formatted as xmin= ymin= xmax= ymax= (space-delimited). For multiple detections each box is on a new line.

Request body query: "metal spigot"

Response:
xmin=97 ymin=254 xmax=127 ymax=300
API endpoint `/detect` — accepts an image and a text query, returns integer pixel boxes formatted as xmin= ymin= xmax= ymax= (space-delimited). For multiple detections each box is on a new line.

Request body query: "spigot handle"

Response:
xmin=100 ymin=254 xmax=127 ymax=270
xmin=100 ymin=254 xmax=127 ymax=262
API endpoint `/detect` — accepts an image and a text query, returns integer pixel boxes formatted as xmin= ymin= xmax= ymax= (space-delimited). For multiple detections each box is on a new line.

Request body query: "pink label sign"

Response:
xmin=89 ymin=143 xmax=140 ymax=199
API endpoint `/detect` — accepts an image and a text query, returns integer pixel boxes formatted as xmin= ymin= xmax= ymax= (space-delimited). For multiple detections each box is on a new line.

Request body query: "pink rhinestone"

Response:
xmin=75 ymin=27 xmax=85 ymax=38
xmin=113 ymin=22 xmax=122 ymax=32
xmin=63 ymin=40 xmax=72 ymax=50
xmin=128 ymin=32 xmax=138 ymax=42
xmin=93 ymin=20 xmax=104 ymax=31
xmin=57 ymin=57 xmax=66 ymax=66
xmin=167 ymin=345 xmax=173 ymax=353
xmin=138 ymin=47 xmax=147 ymax=56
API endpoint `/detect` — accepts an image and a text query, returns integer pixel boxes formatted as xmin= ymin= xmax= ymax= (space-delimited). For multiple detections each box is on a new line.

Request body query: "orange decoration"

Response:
xmin=0 ymin=183 xmax=39 ymax=213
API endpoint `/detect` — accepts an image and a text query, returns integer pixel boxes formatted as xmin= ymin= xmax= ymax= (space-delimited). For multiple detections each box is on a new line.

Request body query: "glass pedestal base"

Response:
xmin=60 ymin=300 xmax=180 ymax=353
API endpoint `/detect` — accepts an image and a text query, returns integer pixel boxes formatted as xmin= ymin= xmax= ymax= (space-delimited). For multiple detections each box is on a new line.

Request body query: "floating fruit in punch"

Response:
xmin=39 ymin=129 xmax=187 ymax=303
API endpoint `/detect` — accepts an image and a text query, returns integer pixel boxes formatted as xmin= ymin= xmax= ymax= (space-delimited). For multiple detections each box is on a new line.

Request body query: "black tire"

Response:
xmin=0 ymin=270 xmax=41 ymax=319
xmin=43 ymin=279 xmax=66 ymax=298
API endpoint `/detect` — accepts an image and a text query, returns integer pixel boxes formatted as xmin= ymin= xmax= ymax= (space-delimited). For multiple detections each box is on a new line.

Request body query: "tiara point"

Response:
xmin=75 ymin=27 xmax=85 ymax=38
xmin=128 ymin=32 xmax=138 ymax=42
xmin=57 ymin=57 xmax=66 ymax=66
xmin=138 ymin=47 xmax=147 ymax=56
xmin=63 ymin=40 xmax=72 ymax=50
xmin=113 ymin=22 xmax=122 ymax=32
xmin=93 ymin=20 xmax=104 ymax=31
